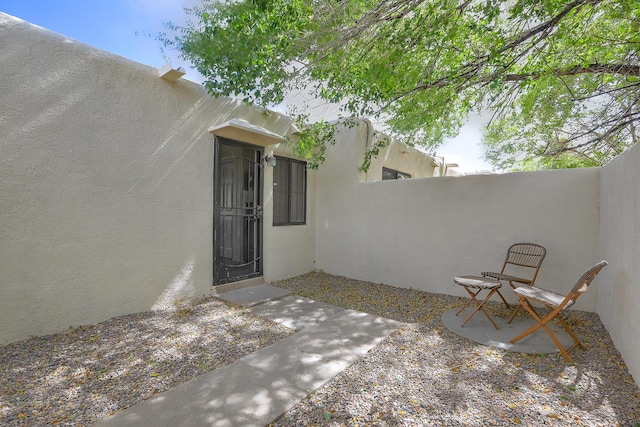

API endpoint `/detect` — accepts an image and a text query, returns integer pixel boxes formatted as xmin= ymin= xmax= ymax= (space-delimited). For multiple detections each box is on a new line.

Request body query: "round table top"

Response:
xmin=453 ymin=275 xmax=502 ymax=289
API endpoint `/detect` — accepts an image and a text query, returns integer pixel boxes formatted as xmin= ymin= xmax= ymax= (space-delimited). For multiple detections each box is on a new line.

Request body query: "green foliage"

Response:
xmin=164 ymin=0 xmax=640 ymax=171
xmin=360 ymin=137 xmax=390 ymax=174
xmin=288 ymin=117 xmax=339 ymax=170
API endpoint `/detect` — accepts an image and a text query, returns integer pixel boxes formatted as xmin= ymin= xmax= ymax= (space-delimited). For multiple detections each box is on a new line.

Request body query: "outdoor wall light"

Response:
xmin=264 ymin=153 xmax=277 ymax=167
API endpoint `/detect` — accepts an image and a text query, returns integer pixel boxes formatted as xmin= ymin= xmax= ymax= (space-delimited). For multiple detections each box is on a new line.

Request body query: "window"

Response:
xmin=273 ymin=156 xmax=306 ymax=225
xmin=382 ymin=167 xmax=411 ymax=180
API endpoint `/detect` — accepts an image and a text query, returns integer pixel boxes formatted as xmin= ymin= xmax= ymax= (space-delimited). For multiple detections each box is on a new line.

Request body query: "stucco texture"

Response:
xmin=0 ymin=14 xmax=296 ymax=343
xmin=314 ymin=125 xmax=601 ymax=308
xmin=598 ymin=143 xmax=640 ymax=385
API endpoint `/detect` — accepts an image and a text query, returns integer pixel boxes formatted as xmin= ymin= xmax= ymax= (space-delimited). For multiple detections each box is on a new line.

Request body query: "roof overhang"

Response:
xmin=208 ymin=118 xmax=284 ymax=147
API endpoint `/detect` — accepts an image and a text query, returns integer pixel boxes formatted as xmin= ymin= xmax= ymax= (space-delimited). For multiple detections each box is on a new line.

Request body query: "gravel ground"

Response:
xmin=271 ymin=272 xmax=640 ymax=427
xmin=1 ymin=271 xmax=639 ymax=426
xmin=0 ymin=296 xmax=293 ymax=426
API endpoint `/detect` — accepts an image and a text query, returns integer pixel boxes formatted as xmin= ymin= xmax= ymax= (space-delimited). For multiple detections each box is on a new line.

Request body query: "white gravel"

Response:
xmin=2 ymin=272 xmax=639 ymax=427
xmin=0 ymin=296 xmax=293 ymax=426
xmin=271 ymin=272 xmax=640 ymax=426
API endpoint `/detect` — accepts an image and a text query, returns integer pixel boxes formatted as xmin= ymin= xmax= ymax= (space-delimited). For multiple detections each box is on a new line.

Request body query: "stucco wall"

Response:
xmin=357 ymin=120 xmax=436 ymax=181
xmin=315 ymin=123 xmax=601 ymax=310
xmin=262 ymin=144 xmax=317 ymax=281
xmin=0 ymin=14 xmax=302 ymax=344
xmin=598 ymin=143 xmax=640 ymax=384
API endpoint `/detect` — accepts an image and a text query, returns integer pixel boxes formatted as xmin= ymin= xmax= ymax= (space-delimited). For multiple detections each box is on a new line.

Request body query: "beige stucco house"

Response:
xmin=1 ymin=13 xmax=639 ymax=386
xmin=0 ymin=12 xmax=433 ymax=342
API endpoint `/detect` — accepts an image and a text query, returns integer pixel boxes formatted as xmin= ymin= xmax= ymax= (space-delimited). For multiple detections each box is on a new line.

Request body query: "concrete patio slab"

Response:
xmin=442 ymin=307 xmax=574 ymax=354
xmin=95 ymin=287 xmax=403 ymax=427
xmin=215 ymin=284 xmax=290 ymax=307
xmin=249 ymin=295 xmax=345 ymax=330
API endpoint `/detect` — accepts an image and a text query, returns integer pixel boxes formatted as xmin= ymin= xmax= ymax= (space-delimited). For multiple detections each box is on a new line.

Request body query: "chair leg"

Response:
xmin=506 ymin=281 xmax=525 ymax=323
xmin=495 ymin=289 xmax=512 ymax=310
xmin=455 ymin=287 xmax=479 ymax=316
xmin=509 ymin=299 xmax=576 ymax=364
xmin=509 ymin=300 xmax=545 ymax=342
xmin=555 ymin=316 xmax=585 ymax=352
xmin=507 ymin=304 xmax=522 ymax=324
xmin=457 ymin=287 xmax=500 ymax=330
xmin=540 ymin=321 xmax=575 ymax=364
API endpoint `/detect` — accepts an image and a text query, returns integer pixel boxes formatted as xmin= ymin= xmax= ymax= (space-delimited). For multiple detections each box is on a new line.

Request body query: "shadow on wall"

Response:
xmin=151 ymin=258 xmax=196 ymax=310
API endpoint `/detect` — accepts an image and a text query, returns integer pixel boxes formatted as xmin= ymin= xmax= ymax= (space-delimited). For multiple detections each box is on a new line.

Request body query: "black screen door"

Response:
xmin=213 ymin=138 xmax=263 ymax=284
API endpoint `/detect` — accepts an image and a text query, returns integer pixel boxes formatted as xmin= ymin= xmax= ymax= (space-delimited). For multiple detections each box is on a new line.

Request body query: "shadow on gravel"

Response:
xmin=272 ymin=272 xmax=640 ymax=426
xmin=0 ymin=297 xmax=293 ymax=426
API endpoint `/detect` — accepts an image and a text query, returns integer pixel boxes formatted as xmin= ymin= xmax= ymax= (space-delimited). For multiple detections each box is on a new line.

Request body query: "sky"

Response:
xmin=1 ymin=0 xmax=493 ymax=173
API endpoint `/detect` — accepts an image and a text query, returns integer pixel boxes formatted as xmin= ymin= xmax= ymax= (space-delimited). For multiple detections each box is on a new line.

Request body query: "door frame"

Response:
xmin=213 ymin=137 xmax=264 ymax=285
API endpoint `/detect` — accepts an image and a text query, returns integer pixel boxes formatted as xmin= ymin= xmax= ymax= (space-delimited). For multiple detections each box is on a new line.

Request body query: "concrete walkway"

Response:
xmin=96 ymin=285 xmax=403 ymax=427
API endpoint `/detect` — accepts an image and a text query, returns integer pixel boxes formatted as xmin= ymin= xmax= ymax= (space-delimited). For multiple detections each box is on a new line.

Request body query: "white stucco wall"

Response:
xmin=357 ymin=120 xmax=436 ymax=181
xmin=598 ymin=143 xmax=640 ymax=384
xmin=0 ymin=14 xmax=306 ymax=344
xmin=261 ymin=121 xmax=435 ymax=280
xmin=262 ymin=143 xmax=317 ymax=281
xmin=315 ymin=125 xmax=602 ymax=310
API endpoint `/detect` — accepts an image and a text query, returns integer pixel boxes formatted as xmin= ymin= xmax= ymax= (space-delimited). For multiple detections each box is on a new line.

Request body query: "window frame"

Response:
xmin=382 ymin=167 xmax=412 ymax=180
xmin=272 ymin=156 xmax=307 ymax=226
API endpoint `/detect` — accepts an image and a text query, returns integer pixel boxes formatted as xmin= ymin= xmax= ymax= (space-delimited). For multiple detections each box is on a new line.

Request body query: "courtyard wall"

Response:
xmin=598 ymin=142 xmax=640 ymax=384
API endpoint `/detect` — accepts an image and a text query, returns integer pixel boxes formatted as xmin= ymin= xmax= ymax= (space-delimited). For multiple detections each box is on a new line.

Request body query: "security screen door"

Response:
xmin=213 ymin=138 xmax=263 ymax=284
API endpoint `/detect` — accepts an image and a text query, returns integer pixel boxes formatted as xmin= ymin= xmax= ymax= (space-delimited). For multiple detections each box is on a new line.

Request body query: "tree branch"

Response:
xmin=548 ymin=110 xmax=640 ymax=155
xmin=502 ymin=0 xmax=601 ymax=52
xmin=411 ymin=63 xmax=640 ymax=93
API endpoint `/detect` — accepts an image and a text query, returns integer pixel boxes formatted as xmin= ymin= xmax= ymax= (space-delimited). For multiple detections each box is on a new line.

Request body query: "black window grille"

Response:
xmin=273 ymin=157 xmax=306 ymax=225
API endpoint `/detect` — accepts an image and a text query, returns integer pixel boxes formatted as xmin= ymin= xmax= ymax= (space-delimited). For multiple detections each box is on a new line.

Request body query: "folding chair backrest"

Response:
xmin=501 ymin=243 xmax=547 ymax=284
xmin=570 ymin=260 xmax=609 ymax=295
xmin=560 ymin=260 xmax=609 ymax=310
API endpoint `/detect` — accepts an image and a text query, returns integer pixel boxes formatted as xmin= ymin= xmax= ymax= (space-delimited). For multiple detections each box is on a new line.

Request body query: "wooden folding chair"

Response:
xmin=481 ymin=243 xmax=546 ymax=321
xmin=509 ymin=260 xmax=608 ymax=364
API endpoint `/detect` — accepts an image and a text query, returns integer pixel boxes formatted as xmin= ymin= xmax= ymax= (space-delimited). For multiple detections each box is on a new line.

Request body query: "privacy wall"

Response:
xmin=314 ymin=124 xmax=601 ymax=309
xmin=598 ymin=143 xmax=640 ymax=384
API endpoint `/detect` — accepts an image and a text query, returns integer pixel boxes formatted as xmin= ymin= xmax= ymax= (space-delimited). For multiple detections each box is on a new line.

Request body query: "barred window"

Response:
xmin=273 ymin=157 xmax=306 ymax=225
